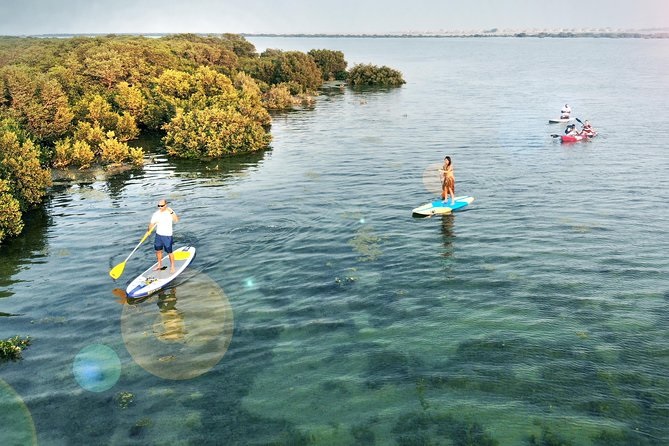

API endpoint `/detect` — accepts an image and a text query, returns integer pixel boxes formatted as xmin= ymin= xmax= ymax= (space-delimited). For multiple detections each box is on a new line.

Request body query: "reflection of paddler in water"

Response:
xmin=153 ymin=288 xmax=187 ymax=342
xmin=440 ymin=214 xmax=455 ymax=258
xmin=113 ymin=288 xmax=152 ymax=305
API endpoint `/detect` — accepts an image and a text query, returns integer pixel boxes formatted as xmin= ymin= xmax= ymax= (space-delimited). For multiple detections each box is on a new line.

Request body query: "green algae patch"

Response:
xmin=116 ymin=391 xmax=135 ymax=409
xmin=349 ymin=226 xmax=382 ymax=261
xmin=0 ymin=336 xmax=31 ymax=362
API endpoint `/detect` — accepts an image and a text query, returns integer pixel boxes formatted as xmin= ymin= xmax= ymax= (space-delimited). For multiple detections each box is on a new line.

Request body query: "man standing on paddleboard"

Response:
xmin=149 ymin=199 xmax=179 ymax=273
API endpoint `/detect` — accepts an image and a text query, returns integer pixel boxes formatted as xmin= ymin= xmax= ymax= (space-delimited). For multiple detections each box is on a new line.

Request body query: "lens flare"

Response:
xmin=121 ymin=272 xmax=234 ymax=380
xmin=0 ymin=380 xmax=37 ymax=446
xmin=72 ymin=344 xmax=121 ymax=392
xmin=422 ymin=162 xmax=443 ymax=195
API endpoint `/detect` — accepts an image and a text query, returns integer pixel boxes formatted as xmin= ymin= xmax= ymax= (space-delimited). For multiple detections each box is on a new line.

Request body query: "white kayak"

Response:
xmin=412 ymin=196 xmax=475 ymax=216
xmin=126 ymin=246 xmax=196 ymax=298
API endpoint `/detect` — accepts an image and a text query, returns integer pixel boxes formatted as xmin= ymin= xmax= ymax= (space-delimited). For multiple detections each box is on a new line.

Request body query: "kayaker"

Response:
xmin=565 ymin=124 xmax=580 ymax=136
xmin=560 ymin=104 xmax=571 ymax=119
xmin=439 ymin=156 xmax=456 ymax=204
xmin=581 ymin=120 xmax=596 ymax=137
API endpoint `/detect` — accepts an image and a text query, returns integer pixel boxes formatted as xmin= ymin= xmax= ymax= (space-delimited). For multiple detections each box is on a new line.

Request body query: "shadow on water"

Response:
xmin=104 ymin=167 xmax=144 ymax=202
xmin=169 ymin=150 xmax=269 ymax=180
xmin=0 ymin=207 xmax=50 ymax=299
xmin=319 ymin=81 xmax=348 ymax=98
xmin=50 ymin=164 xmax=145 ymax=208
xmin=440 ymin=214 xmax=454 ymax=258
xmin=51 ymin=130 xmax=269 ymax=204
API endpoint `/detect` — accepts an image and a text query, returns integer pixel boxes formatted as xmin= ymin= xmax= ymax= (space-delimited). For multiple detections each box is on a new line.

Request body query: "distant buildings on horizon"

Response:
xmin=9 ymin=27 xmax=669 ymax=39
xmin=241 ymin=27 xmax=669 ymax=38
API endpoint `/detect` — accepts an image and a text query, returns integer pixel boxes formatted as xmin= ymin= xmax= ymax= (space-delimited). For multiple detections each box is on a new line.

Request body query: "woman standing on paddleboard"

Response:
xmin=149 ymin=199 xmax=179 ymax=273
xmin=439 ymin=156 xmax=455 ymax=204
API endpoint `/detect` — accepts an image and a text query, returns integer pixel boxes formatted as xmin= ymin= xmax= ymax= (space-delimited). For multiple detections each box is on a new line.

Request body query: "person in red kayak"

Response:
xmin=581 ymin=120 xmax=596 ymax=137
xmin=565 ymin=123 xmax=580 ymax=136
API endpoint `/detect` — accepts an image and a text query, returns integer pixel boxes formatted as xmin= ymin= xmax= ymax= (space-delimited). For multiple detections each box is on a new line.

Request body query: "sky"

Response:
xmin=1 ymin=0 xmax=668 ymax=36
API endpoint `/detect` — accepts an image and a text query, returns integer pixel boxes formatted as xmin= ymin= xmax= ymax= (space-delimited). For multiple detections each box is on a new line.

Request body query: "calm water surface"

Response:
xmin=1 ymin=37 xmax=668 ymax=445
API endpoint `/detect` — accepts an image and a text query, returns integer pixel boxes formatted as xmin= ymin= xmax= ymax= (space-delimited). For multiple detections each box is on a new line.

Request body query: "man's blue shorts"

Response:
xmin=154 ymin=234 xmax=174 ymax=253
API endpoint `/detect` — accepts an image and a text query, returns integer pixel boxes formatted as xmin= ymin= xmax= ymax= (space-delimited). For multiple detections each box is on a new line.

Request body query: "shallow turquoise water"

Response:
xmin=1 ymin=37 xmax=668 ymax=445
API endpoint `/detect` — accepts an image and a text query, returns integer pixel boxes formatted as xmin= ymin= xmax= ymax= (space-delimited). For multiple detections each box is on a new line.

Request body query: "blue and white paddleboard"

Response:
xmin=126 ymin=246 xmax=196 ymax=298
xmin=412 ymin=196 xmax=475 ymax=216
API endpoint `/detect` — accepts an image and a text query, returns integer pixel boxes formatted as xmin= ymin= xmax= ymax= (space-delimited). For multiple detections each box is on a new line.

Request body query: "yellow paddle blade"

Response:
xmin=109 ymin=261 xmax=126 ymax=280
xmin=109 ymin=228 xmax=154 ymax=280
xmin=174 ymin=251 xmax=191 ymax=260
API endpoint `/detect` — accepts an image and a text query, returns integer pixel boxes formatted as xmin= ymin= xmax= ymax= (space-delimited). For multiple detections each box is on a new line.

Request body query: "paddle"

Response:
xmin=109 ymin=227 xmax=154 ymax=279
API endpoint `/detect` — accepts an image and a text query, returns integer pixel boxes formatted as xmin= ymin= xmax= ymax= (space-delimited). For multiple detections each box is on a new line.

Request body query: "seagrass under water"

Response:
xmin=1 ymin=37 xmax=668 ymax=445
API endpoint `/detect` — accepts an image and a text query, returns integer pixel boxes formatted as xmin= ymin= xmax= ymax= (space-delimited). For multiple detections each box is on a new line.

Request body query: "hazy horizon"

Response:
xmin=1 ymin=0 xmax=668 ymax=36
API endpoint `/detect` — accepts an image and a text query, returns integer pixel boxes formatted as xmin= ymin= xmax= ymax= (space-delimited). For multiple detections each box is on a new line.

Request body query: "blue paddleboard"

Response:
xmin=412 ymin=196 xmax=475 ymax=216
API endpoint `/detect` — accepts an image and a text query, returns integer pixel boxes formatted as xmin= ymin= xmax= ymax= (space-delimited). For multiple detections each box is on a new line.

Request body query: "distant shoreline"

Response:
xmin=242 ymin=32 xmax=669 ymax=39
xmin=5 ymin=31 xmax=669 ymax=39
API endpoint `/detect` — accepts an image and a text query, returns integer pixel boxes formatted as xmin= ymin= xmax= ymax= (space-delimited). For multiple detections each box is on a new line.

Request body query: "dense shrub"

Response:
xmin=53 ymin=138 xmax=95 ymax=168
xmin=0 ymin=65 xmax=74 ymax=144
xmin=348 ymin=63 xmax=406 ymax=87
xmin=0 ymin=123 xmax=51 ymax=243
xmin=0 ymin=129 xmax=51 ymax=211
xmin=308 ymin=49 xmax=348 ymax=81
xmin=0 ymin=178 xmax=23 ymax=241
xmin=99 ymin=133 xmax=143 ymax=166
xmin=264 ymin=83 xmax=294 ymax=110
xmin=251 ymin=49 xmax=323 ymax=93
xmin=162 ymin=68 xmax=271 ymax=158
xmin=163 ymin=106 xmax=271 ymax=158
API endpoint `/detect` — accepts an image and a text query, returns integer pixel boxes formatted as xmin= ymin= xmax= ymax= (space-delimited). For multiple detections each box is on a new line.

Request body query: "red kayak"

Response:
xmin=561 ymin=132 xmax=597 ymax=143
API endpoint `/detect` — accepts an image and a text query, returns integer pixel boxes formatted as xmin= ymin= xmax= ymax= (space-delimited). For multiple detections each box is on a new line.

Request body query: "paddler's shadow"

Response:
xmin=154 ymin=288 xmax=187 ymax=343
xmin=112 ymin=287 xmax=187 ymax=342
xmin=440 ymin=214 xmax=455 ymax=258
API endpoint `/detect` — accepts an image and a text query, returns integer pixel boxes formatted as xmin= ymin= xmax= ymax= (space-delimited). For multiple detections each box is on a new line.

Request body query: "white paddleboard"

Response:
xmin=548 ymin=117 xmax=572 ymax=124
xmin=412 ymin=196 xmax=475 ymax=216
xmin=126 ymin=246 xmax=196 ymax=298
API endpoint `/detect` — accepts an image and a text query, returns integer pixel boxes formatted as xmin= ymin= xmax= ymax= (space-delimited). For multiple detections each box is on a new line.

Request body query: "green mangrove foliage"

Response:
xmin=0 ymin=336 xmax=31 ymax=361
xmin=308 ymin=49 xmax=348 ymax=81
xmin=347 ymin=63 xmax=406 ymax=87
xmin=243 ymin=49 xmax=323 ymax=93
xmin=0 ymin=35 xmax=281 ymax=168
xmin=0 ymin=178 xmax=23 ymax=241
xmin=1 ymin=66 xmax=74 ymax=145
xmin=161 ymin=68 xmax=271 ymax=158
xmin=0 ymin=34 xmax=405 ymax=242
xmin=0 ymin=123 xmax=52 ymax=243
xmin=263 ymin=83 xmax=295 ymax=110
